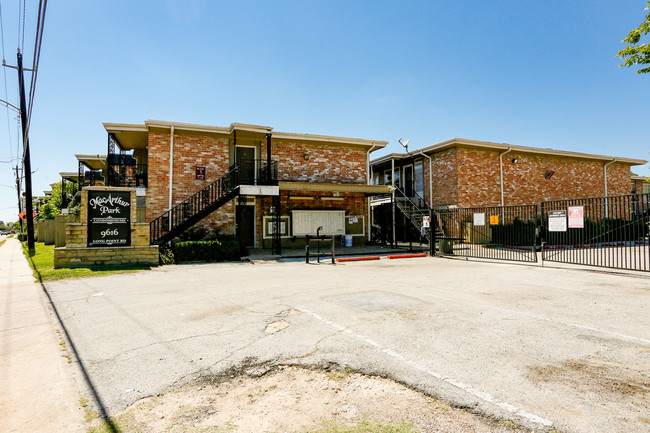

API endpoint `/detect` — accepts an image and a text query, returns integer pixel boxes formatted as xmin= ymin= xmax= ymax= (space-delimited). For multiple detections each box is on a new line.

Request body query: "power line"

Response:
xmin=0 ymin=1 xmax=14 ymax=162
xmin=20 ymin=0 xmax=25 ymax=53
xmin=27 ymin=0 xmax=46 ymax=126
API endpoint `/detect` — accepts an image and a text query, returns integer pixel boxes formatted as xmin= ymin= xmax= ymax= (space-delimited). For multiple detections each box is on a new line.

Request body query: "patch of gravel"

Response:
xmin=89 ymin=366 xmax=539 ymax=433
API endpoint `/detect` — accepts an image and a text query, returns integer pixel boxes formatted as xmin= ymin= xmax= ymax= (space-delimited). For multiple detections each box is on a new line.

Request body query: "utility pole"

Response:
xmin=17 ymin=49 xmax=35 ymax=251
xmin=14 ymin=165 xmax=23 ymax=232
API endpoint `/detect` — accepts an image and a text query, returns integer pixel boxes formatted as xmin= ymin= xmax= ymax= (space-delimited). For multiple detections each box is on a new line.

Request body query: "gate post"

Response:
xmin=539 ymin=202 xmax=546 ymax=267
xmin=429 ymin=208 xmax=436 ymax=257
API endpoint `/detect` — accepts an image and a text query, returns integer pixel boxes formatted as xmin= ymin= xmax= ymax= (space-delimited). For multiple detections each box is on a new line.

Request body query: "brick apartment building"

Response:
xmin=371 ymin=138 xmax=645 ymax=208
xmin=370 ymin=138 xmax=646 ymax=244
xmin=99 ymin=120 xmax=389 ymax=250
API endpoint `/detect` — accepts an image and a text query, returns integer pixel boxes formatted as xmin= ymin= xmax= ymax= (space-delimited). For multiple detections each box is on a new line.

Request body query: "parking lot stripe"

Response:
xmin=298 ymin=307 xmax=554 ymax=428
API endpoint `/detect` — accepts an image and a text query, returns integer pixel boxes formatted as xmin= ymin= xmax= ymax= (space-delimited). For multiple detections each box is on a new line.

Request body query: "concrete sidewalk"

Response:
xmin=0 ymin=238 xmax=84 ymax=433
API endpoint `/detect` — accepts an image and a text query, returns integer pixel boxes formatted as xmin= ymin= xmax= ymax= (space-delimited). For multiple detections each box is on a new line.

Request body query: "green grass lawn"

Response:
xmin=23 ymin=242 xmax=152 ymax=282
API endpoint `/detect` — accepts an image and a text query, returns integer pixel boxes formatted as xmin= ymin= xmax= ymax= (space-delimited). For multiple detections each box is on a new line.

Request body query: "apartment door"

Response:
xmin=236 ymin=146 xmax=256 ymax=185
xmin=236 ymin=205 xmax=255 ymax=247
xmin=403 ymin=165 xmax=414 ymax=197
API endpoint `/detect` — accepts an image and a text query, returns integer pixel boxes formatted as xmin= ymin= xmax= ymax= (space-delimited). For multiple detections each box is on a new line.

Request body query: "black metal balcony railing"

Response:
xmin=81 ymin=170 xmax=104 ymax=187
xmin=235 ymin=159 xmax=278 ymax=186
xmin=107 ymin=164 xmax=148 ymax=188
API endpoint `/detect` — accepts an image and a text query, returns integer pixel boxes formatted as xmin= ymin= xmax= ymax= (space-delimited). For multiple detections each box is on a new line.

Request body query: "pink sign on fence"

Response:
xmin=568 ymin=206 xmax=584 ymax=229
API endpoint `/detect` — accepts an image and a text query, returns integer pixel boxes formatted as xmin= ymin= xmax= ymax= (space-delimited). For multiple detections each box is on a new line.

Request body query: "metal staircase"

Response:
xmin=150 ymin=167 xmax=241 ymax=245
xmin=393 ymin=187 xmax=442 ymax=244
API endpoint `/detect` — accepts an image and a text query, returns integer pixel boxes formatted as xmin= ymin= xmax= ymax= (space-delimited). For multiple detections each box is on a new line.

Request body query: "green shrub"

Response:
xmin=17 ymin=232 xmax=27 ymax=241
xmin=490 ymin=218 xmax=537 ymax=246
xmin=172 ymin=239 xmax=242 ymax=263
xmin=158 ymin=245 xmax=175 ymax=265
xmin=542 ymin=217 xmax=648 ymax=245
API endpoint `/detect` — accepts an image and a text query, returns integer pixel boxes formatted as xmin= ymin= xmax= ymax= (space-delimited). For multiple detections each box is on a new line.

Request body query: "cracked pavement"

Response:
xmin=44 ymin=257 xmax=650 ymax=433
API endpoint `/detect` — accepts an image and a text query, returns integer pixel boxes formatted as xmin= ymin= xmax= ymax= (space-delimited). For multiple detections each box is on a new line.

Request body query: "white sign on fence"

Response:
xmin=422 ymin=216 xmax=430 ymax=228
xmin=473 ymin=212 xmax=485 ymax=226
xmin=548 ymin=210 xmax=567 ymax=232
xmin=568 ymin=206 xmax=584 ymax=229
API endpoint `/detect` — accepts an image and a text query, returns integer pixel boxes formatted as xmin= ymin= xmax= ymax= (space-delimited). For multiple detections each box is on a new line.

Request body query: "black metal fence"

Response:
xmin=435 ymin=205 xmax=538 ymax=263
xmin=540 ymin=194 xmax=650 ymax=271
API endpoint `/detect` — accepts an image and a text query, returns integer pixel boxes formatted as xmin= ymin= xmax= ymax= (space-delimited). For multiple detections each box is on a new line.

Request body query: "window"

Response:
xmin=383 ymin=170 xmax=392 ymax=185
xmin=372 ymin=172 xmax=380 ymax=185
xmin=415 ymin=160 xmax=424 ymax=197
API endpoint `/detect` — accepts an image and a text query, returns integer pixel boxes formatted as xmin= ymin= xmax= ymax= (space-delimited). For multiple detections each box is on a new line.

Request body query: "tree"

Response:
xmin=35 ymin=181 xmax=78 ymax=221
xmin=617 ymin=1 xmax=650 ymax=74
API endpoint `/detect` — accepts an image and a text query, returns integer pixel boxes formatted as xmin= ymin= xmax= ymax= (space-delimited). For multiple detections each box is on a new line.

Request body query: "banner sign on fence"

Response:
xmin=490 ymin=215 xmax=499 ymax=225
xmin=422 ymin=216 xmax=431 ymax=228
xmin=568 ymin=206 xmax=584 ymax=229
xmin=87 ymin=191 xmax=131 ymax=247
xmin=548 ymin=210 xmax=567 ymax=232
xmin=473 ymin=212 xmax=485 ymax=226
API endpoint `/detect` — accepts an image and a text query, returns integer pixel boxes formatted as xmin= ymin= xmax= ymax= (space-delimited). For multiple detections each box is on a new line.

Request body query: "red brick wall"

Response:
xmin=456 ymin=148 xmax=501 ymax=208
xmin=632 ymin=179 xmax=649 ymax=194
xmin=430 ymin=148 xmax=459 ymax=207
xmin=271 ymin=140 xmax=368 ymax=184
xmin=146 ymin=129 xmax=233 ymax=235
xmin=438 ymin=147 xmax=634 ymax=207
xmin=146 ymin=129 xmax=372 ymax=244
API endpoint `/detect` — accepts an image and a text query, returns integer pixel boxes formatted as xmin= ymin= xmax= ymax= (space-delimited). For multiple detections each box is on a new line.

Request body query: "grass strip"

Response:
xmin=22 ymin=242 xmax=151 ymax=282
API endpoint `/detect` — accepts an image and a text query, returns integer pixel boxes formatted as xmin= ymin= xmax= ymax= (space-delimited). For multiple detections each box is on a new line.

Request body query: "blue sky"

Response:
xmin=1 ymin=0 xmax=649 ymax=223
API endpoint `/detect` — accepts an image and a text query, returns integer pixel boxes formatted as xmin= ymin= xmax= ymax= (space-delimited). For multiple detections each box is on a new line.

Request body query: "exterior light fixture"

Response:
xmin=304 ymin=154 xmax=310 ymax=160
xmin=545 ymin=169 xmax=555 ymax=180
xmin=511 ymin=158 xmax=518 ymax=163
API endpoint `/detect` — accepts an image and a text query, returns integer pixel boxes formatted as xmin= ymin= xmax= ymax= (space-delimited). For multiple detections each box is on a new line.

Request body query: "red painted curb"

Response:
xmin=336 ymin=256 xmax=381 ymax=262
xmin=387 ymin=253 xmax=427 ymax=259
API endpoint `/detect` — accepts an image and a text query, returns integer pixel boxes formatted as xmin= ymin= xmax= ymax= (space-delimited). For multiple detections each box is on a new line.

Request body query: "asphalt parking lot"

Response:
xmin=45 ymin=257 xmax=650 ymax=433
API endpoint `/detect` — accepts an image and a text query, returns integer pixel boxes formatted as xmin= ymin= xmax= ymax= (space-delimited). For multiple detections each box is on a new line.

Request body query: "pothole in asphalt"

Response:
xmin=86 ymin=366 xmax=533 ymax=433
xmin=265 ymin=320 xmax=290 ymax=333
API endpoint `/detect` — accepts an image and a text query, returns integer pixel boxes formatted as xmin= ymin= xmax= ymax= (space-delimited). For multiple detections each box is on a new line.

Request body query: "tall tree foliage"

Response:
xmin=617 ymin=1 xmax=650 ymax=74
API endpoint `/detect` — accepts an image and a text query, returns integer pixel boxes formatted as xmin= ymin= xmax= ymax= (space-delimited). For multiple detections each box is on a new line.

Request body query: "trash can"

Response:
xmin=440 ymin=239 xmax=454 ymax=254
xmin=344 ymin=235 xmax=353 ymax=247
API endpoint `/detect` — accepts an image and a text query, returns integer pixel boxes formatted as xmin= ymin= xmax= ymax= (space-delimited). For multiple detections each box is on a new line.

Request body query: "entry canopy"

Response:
xmin=103 ymin=123 xmax=149 ymax=150
xmin=60 ymin=172 xmax=80 ymax=183
xmin=75 ymin=154 xmax=107 ymax=171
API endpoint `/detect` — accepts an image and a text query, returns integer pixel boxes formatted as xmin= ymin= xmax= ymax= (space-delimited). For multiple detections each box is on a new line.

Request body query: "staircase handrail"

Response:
xmin=393 ymin=186 xmax=429 ymax=214
xmin=150 ymin=165 xmax=240 ymax=244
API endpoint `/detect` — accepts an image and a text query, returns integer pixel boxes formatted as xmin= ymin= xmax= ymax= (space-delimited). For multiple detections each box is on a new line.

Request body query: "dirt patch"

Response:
xmin=88 ymin=366 xmax=531 ymax=433
xmin=528 ymin=359 xmax=650 ymax=397
xmin=527 ymin=357 xmax=650 ymax=428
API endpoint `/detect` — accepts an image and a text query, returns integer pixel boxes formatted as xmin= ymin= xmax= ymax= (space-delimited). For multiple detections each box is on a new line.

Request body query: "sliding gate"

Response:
xmin=435 ymin=205 xmax=538 ymax=263
xmin=541 ymin=194 xmax=650 ymax=271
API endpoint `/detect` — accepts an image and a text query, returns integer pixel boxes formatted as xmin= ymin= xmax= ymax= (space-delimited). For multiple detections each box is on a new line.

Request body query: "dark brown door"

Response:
xmin=236 ymin=146 xmax=256 ymax=185
xmin=236 ymin=205 xmax=255 ymax=247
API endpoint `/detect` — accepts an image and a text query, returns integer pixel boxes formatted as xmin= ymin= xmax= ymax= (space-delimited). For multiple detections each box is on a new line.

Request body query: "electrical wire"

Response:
xmin=20 ymin=0 xmax=24 ymax=53
xmin=27 ymin=0 xmax=46 ymax=126
xmin=20 ymin=0 xmax=47 ymax=164
xmin=0 ymin=1 xmax=15 ymax=163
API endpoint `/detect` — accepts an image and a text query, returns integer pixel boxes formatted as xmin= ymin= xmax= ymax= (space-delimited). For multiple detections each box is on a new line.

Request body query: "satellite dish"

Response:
xmin=398 ymin=138 xmax=411 ymax=148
